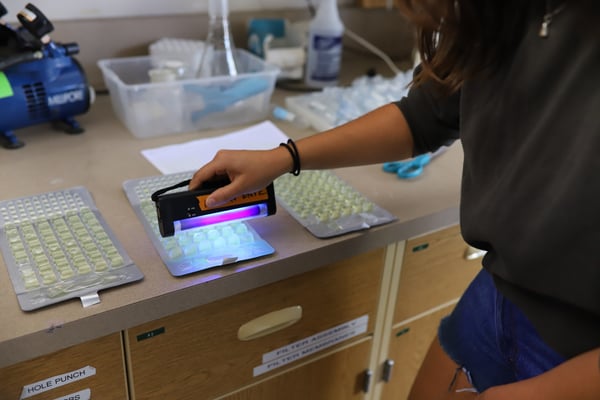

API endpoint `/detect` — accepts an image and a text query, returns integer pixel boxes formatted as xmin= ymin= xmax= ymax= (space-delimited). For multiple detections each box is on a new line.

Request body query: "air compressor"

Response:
xmin=0 ymin=2 xmax=93 ymax=149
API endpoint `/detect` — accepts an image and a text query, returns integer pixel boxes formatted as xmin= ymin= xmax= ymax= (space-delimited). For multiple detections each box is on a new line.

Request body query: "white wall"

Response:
xmin=2 ymin=0 xmax=353 ymax=22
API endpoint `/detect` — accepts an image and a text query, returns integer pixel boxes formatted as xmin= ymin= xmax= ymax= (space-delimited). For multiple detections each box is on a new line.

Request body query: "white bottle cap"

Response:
xmin=148 ymin=68 xmax=177 ymax=83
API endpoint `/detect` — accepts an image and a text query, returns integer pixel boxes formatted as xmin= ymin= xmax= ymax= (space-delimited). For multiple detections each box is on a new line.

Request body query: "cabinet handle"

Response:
xmin=237 ymin=305 xmax=303 ymax=341
xmin=382 ymin=359 xmax=394 ymax=382
xmin=362 ymin=369 xmax=373 ymax=393
xmin=464 ymin=245 xmax=487 ymax=261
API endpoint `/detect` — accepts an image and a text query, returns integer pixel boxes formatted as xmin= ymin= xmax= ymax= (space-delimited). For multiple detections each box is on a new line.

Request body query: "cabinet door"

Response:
xmin=220 ymin=339 xmax=372 ymax=400
xmin=0 ymin=333 xmax=127 ymax=400
xmin=126 ymin=249 xmax=384 ymax=400
xmin=394 ymin=225 xmax=482 ymax=324
xmin=381 ymin=306 xmax=453 ymax=400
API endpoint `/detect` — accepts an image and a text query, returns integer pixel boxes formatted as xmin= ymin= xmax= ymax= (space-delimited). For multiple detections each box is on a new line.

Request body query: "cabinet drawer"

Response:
xmin=220 ymin=339 xmax=372 ymax=400
xmin=382 ymin=306 xmax=454 ymax=400
xmin=394 ymin=225 xmax=481 ymax=323
xmin=0 ymin=333 xmax=127 ymax=400
xmin=126 ymin=249 xmax=385 ymax=400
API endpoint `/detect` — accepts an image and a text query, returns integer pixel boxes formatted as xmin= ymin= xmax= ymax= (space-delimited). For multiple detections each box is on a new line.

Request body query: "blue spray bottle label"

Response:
xmin=307 ymin=34 xmax=343 ymax=82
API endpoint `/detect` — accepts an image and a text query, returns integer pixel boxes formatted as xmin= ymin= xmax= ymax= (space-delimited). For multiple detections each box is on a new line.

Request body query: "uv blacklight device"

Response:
xmin=151 ymin=177 xmax=276 ymax=237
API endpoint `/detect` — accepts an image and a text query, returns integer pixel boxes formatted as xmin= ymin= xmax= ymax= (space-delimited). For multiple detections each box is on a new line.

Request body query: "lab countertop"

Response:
xmin=0 ymin=92 xmax=463 ymax=368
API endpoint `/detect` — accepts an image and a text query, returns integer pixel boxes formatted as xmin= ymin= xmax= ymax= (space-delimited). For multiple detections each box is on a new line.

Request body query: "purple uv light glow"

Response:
xmin=178 ymin=204 xmax=267 ymax=231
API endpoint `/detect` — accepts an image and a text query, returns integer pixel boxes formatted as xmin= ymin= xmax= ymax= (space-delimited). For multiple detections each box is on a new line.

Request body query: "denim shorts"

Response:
xmin=438 ymin=268 xmax=566 ymax=392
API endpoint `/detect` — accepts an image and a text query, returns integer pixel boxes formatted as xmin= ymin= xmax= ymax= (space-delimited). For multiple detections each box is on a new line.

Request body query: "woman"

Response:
xmin=190 ymin=0 xmax=600 ymax=398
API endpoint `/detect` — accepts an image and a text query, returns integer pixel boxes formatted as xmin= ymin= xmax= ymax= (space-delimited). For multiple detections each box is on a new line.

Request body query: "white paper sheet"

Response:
xmin=141 ymin=120 xmax=290 ymax=175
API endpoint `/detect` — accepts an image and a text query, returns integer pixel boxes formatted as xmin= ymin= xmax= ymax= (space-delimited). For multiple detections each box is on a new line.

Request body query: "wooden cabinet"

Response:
xmin=376 ymin=225 xmax=483 ymax=400
xmin=219 ymin=338 xmax=373 ymax=400
xmin=394 ymin=225 xmax=482 ymax=323
xmin=126 ymin=249 xmax=385 ymax=400
xmin=0 ymin=225 xmax=477 ymax=400
xmin=123 ymin=225 xmax=478 ymax=400
xmin=380 ymin=306 xmax=454 ymax=400
xmin=0 ymin=333 xmax=127 ymax=400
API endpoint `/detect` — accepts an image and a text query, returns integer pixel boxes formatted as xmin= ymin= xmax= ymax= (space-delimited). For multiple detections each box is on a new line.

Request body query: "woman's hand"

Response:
xmin=188 ymin=103 xmax=417 ymax=208
xmin=189 ymin=146 xmax=293 ymax=207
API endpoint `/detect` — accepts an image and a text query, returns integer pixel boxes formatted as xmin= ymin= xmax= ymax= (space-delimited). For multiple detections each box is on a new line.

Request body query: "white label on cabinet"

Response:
xmin=253 ymin=315 xmax=368 ymax=377
xmin=20 ymin=366 xmax=96 ymax=399
xmin=53 ymin=388 xmax=91 ymax=400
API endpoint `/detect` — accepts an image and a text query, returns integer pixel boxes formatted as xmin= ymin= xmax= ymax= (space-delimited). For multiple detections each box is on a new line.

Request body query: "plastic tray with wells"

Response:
xmin=0 ymin=187 xmax=143 ymax=311
xmin=123 ymin=172 xmax=275 ymax=277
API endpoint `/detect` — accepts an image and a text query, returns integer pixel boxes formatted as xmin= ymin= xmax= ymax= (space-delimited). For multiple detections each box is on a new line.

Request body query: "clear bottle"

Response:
xmin=198 ymin=0 xmax=240 ymax=77
xmin=304 ymin=0 xmax=344 ymax=88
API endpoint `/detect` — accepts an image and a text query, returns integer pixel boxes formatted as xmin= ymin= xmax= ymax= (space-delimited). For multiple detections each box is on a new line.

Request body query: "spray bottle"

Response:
xmin=304 ymin=0 xmax=344 ymax=88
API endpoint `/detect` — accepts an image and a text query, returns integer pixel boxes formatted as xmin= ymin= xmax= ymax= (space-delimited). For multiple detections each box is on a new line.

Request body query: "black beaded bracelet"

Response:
xmin=279 ymin=139 xmax=301 ymax=176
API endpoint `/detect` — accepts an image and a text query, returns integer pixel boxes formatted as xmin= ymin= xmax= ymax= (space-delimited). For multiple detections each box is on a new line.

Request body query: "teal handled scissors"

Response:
xmin=382 ymin=146 xmax=448 ymax=179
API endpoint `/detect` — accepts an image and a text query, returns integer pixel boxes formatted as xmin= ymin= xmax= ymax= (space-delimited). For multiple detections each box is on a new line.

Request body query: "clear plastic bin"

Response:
xmin=98 ymin=50 xmax=280 ymax=138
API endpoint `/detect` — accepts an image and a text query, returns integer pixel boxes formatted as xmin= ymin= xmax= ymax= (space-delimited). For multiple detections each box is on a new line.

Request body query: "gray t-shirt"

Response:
xmin=396 ymin=3 xmax=600 ymax=358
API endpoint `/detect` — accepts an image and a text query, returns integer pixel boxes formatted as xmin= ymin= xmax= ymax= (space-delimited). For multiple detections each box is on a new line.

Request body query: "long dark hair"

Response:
xmin=396 ymin=0 xmax=538 ymax=91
